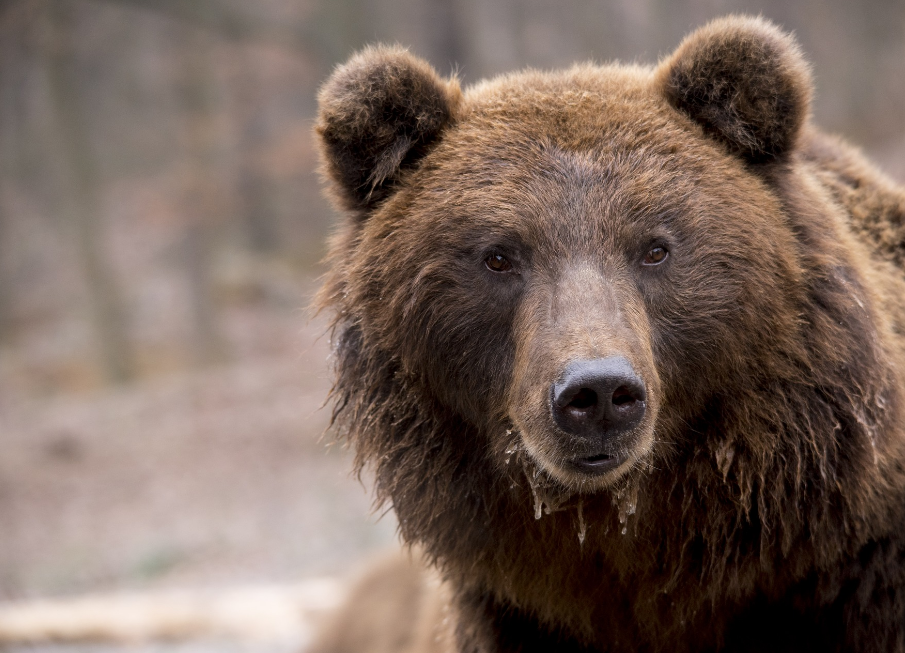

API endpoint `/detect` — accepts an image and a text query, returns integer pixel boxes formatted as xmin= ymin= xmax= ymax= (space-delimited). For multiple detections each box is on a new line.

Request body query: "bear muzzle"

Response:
xmin=551 ymin=357 xmax=647 ymax=475
xmin=508 ymin=261 xmax=660 ymax=486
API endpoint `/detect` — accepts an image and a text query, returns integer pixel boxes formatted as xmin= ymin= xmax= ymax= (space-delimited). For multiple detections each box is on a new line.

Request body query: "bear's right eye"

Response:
xmin=485 ymin=253 xmax=514 ymax=273
xmin=642 ymin=246 xmax=669 ymax=266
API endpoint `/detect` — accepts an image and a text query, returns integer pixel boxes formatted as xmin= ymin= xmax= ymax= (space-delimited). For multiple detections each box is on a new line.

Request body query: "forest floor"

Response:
xmin=0 ymin=275 xmax=398 ymax=652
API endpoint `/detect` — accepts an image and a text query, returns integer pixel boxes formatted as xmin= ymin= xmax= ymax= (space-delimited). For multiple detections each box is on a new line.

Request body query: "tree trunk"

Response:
xmin=178 ymin=24 xmax=229 ymax=367
xmin=44 ymin=0 xmax=134 ymax=383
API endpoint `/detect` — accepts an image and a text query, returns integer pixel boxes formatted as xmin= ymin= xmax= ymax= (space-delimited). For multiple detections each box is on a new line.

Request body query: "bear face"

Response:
xmin=316 ymin=15 xmax=905 ymax=652
xmin=332 ymin=88 xmax=809 ymax=491
xmin=317 ymin=17 xmax=875 ymax=492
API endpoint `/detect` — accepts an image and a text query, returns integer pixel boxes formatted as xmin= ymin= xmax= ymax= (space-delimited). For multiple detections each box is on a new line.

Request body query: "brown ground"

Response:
xmin=0 ymin=275 xmax=397 ymax=651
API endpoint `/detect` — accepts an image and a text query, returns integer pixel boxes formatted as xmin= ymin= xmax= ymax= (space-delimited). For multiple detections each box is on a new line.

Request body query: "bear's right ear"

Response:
xmin=315 ymin=46 xmax=462 ymax=215
xmin=656 ymin=16 xmax=812 ymax=163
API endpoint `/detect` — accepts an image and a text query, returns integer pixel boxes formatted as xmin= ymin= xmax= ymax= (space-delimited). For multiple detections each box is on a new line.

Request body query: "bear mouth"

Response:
xmin=567 ymin=451 xmax=626 ymax=475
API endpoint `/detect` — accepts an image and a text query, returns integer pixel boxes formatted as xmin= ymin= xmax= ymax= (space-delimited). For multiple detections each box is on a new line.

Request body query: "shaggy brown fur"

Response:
xmin=315 ymin=15 xmax=905 ymax=653
xmin=308 ymin=550 xmax=452 ymax=653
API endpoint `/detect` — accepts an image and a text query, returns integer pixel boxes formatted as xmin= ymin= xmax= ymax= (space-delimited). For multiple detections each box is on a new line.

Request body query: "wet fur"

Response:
xmin=315 ymin=16 xmax=905 ymax=653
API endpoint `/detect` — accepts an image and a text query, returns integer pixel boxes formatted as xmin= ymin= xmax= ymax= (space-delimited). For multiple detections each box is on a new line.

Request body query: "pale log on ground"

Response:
xmin=0 ymin=579 xmax=344 ymax=646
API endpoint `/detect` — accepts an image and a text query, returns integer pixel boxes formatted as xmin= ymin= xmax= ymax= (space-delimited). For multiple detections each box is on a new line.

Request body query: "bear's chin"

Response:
xmin=515 ymin=427 xmax=655 ymax=493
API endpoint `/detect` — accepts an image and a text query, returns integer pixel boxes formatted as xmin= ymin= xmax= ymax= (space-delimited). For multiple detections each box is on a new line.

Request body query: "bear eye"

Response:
xmin=485 ymin=253 xmax=514 ymax=273
xmin=642 ymin=246 xmax=669 ymax=266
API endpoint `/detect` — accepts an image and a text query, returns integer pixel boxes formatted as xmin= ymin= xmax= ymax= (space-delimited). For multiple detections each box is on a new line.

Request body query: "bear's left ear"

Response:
xmin=656 ymin=16 xmax=812 ymax=163
xmin=316 ymin=46 xmax=462 ymax=215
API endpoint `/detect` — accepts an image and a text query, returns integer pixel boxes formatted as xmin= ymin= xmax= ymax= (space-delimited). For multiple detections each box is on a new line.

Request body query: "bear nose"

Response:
xmin=551 ymin=357 xmax=647 ymax=440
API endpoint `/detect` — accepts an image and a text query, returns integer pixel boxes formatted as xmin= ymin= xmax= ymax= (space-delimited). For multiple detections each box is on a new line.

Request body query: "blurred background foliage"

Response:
xmin=0 ymin=0 xmax=903 ymax=395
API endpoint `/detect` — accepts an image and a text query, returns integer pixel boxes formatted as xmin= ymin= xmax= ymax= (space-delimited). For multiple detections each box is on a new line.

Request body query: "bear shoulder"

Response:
xmin=803 ymin=129 xmax=905 ymax=271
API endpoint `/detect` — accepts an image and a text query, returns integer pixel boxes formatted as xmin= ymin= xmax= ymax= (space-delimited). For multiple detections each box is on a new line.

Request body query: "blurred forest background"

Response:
xmin=0 ymin=0 xmax=902 ymax=649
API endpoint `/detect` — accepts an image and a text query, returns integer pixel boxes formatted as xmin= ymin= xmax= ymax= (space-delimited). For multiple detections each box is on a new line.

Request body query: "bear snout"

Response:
xmin=551 ymin=357 xmax=647 ymax=458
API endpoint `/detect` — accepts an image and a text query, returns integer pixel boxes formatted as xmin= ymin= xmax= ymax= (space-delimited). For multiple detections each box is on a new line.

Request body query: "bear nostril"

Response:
xmin=612 ymin=387 xmax=637 ymax=407
xmin=551 ymin=357 xmax=647 ymax=440
xmin=567 ymin=388 xmax=598 ymax=410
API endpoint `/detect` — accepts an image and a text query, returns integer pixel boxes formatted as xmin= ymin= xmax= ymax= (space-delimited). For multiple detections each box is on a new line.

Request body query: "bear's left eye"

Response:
xmin=485 ymin=253 xmax=514 ymax=273
xmin=642 ymin=246 xmax=669 ymax=266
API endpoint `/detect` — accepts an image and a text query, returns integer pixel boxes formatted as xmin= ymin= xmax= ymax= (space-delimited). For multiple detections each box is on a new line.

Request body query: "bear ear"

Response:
xmin=656 ymin=16 xmax=812 ymax=162
xmin=315 ymin=45 xmax=462 ymax=214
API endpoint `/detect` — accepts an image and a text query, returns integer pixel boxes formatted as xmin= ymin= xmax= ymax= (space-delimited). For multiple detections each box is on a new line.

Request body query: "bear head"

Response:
xmin=315 ymin=17 xmax=894 ymax=530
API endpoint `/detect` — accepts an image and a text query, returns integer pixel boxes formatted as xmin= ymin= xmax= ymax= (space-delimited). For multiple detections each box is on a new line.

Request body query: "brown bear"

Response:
xmin=314 ymin=15 xmax=905 ymax=653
